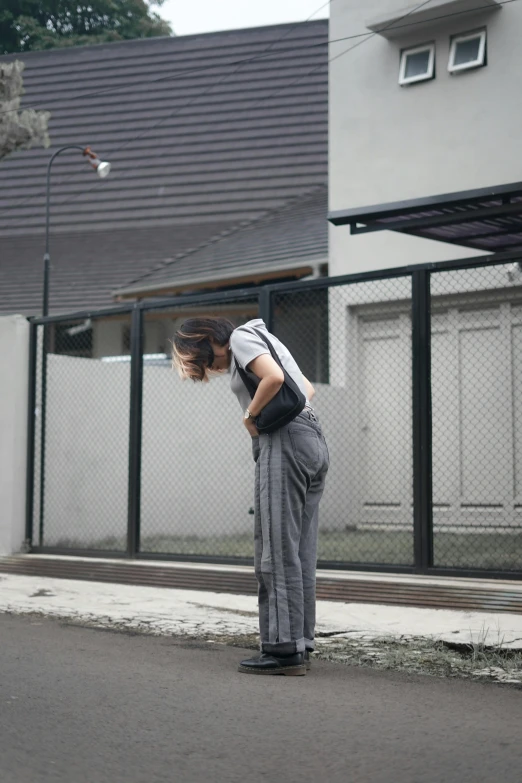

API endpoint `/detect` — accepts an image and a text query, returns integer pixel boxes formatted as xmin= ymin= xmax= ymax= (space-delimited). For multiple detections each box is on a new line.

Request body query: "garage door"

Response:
xmin=357 ymin=311 xmax=413 ymax=530
xmin=432 ymin=302 xmax=522 ymax=531
xmin=355 ymin=299 xmax=522 ymax=533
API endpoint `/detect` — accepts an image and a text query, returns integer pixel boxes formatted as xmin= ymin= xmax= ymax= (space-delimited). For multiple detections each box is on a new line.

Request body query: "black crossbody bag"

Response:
xmin=234 ymin=328 xmax=306 ymax=434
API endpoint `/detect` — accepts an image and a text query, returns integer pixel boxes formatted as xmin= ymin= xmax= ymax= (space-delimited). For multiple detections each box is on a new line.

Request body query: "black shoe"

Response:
xmin=304 ymin=650 xmax=312 ymax=671
xmin=238 ymin=652 xmax=306 ymax=676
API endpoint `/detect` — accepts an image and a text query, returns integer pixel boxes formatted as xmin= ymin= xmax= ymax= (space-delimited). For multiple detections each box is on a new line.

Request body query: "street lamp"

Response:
xmin=37 ymin=146 xmax=110 ymax=548
xmin=43 ymin=145 xmax=111 ymax=316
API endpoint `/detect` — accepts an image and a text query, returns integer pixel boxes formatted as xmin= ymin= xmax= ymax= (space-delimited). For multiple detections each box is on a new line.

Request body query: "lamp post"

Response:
xmin=43 ymin=145 xmax=111 ymax=315
xmin=38 ymin=145 xmax=110 ymax=548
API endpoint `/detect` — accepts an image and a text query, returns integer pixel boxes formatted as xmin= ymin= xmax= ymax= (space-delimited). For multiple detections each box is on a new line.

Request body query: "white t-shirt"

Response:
xmin=229 ymin=318 xmax=307 ymax=412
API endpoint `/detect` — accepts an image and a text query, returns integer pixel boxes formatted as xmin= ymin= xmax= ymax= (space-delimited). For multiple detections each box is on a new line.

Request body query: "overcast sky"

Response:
xmin=159 ymin=0 xmax=330 ymax=37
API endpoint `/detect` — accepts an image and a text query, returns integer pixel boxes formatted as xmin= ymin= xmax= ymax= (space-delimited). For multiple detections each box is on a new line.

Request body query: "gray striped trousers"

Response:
xmin=252 ymin=410 xmax=329 ymax=656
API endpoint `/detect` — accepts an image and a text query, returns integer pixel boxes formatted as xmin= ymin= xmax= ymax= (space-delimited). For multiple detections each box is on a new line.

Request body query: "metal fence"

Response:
xmin=26 ymin=251 xmax=522 ymax=578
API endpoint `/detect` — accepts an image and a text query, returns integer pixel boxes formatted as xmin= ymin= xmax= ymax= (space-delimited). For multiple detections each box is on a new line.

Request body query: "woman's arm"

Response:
xmin=246 ymin=354 xmax=284 ymax=418
xmin=302 ymin=375 xmax=315 ymax=401
xmin=242 ymin=357 xmax=314 ymax=436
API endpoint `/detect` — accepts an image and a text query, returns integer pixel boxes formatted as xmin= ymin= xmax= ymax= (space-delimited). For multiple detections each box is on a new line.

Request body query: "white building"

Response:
xmin=326 ymin=0 xmax=522 ymax=565
xmin=329 ymin=0 xmax=517 ymax=273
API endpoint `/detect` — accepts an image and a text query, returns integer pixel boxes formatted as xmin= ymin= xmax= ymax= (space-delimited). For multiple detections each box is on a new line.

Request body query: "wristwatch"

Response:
xmin=244 ymin=409 xmax=254 ymax=420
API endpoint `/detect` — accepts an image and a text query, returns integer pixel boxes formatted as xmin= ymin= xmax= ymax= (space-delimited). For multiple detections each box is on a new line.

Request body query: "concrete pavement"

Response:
xmin=2 ymin=572 xmax=522 ymax=647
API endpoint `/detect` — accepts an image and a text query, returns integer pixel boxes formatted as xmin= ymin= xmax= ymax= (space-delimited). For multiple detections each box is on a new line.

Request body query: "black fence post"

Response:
xmin=38 ymin=322 xmax=49 ymax=547
xmin=259 ymin=286 xmax=273 ymax=331
xmin=412 ymin=269 xmax=433 ymax=572
xmin=127 ymin=305 xmax=144 ymax=558
xmin=25 ymin=322 xmax=37 ymax=549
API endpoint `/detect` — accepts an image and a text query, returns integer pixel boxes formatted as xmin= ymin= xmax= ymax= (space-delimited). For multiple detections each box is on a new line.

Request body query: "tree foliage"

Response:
xmin=0 ymin=60 xmax=50 ymax=160
xmin=0 ymin=0 xmax=173 ymax=54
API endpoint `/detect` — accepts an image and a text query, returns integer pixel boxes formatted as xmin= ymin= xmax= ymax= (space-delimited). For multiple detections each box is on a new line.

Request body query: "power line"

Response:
xmin=0 ymin=38 xmax=329 ymax=119
xmin=0 ymin=0 xmax=434 ymax=226
xmin=25 ymin=0 xmax=431 ymax=228
xmin=329 ymin=0 xmax=435 ymax=65
xmin=0 ymin=0 xmax=518 ymax=119
xmin=1 ymin=0 xmax=520 ymax=122
xmin=2 ymin=0 xmax=516 ymax=224
xmin=242 ymin=0 xmax=436 ymax=117
xmin=0 ymin=0 xmax=334 ymax=220
xmin=103 ymin=0 xmax=517 ymax=158
xmin=0 ymin=2 xmax=332 ymax=117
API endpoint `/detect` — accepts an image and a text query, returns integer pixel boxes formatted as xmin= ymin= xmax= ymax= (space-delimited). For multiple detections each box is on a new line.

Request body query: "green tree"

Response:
xmin=0 ymin=60 xmax=50 ymax=160
xmin=0 ymin=0 xmax=173 ymax=54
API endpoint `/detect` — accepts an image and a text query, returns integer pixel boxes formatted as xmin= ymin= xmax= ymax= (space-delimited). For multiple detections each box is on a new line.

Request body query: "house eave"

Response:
xmin=113 ymin=258 xmax=328 ymax=301
xmin=366 ymin=0 xmax=501 ymax=38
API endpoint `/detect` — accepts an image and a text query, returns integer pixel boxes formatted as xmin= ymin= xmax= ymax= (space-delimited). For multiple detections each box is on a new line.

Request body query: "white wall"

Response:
xmin=0 ymin=316 xmax=29 ymax=555
xmin=93 ymin=319 xmax=126 ymax=358
xmin=42 ymin=355 xmax=130 ymax=547
xmin=329 ymin=0 xmax=517 ymax=274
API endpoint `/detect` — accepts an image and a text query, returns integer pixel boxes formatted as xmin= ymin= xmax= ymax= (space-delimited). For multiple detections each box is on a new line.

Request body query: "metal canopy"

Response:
xmin=328 ymin=182 xmax=522 ymax=254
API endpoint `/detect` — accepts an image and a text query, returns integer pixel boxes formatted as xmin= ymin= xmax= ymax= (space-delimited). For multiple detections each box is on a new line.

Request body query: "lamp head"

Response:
xmin=83 ymin=147 xmax=111 ymax=178
xmin=95 ymin=160 xmax=111 ymax=178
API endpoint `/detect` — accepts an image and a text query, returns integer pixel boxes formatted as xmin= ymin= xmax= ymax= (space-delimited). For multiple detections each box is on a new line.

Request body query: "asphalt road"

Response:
xmin=1 ymin=614 xmax=521 ymax=783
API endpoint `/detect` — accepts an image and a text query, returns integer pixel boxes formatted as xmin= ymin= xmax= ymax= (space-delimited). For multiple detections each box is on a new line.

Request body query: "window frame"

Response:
xmin=398 ymin=42 xmax=436 ymax=86
xmin=448 ymin=29 xmax=487 ymax=74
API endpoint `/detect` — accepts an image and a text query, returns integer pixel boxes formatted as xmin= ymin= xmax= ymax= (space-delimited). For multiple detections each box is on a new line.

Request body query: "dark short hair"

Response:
xmin=172 ymin=317 xmax=235 ymax=382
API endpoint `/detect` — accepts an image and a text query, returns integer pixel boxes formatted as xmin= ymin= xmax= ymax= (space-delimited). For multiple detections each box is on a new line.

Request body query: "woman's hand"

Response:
xmin=243 ymin=416 xmax=259 ymax=437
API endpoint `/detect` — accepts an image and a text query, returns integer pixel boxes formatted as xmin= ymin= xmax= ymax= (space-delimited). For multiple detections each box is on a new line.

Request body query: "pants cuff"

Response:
xmin=262 ymin=638 xmax=306 ymax=656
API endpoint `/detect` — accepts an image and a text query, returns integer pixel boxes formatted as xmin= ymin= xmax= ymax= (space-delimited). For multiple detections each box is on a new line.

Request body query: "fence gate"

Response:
xmin=26 ymin=256 xmax=522 ymax=579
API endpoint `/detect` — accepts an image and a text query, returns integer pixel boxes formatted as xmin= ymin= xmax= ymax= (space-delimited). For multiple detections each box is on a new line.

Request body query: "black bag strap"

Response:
xmin=251 ymin=328 xmax=285 ymax=371
xmin=234 ymin=359 xmax=256 ymax=400
xmin=233 ymin=327 xmax=285 ymax=400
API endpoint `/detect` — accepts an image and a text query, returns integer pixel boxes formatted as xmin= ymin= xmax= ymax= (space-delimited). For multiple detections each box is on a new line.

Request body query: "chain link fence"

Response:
xmin=27 ymin=260 xmax=522 ymax=576
xmin=430 ymin=260 xmax=522 ymax=572
xmin=272 ymin=278 xmax=414 ymax=566
xmin=33 ymin=314 xmax=132 ymax=551
xmin=139 ymin=300 xmax=259 ymax=560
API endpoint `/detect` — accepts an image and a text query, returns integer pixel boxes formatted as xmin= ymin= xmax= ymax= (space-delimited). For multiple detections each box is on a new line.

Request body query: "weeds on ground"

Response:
xmin=314 ymin=629 xmax=522 ymax=686
xmin=211 ymin=625 xmax=522 ymax=686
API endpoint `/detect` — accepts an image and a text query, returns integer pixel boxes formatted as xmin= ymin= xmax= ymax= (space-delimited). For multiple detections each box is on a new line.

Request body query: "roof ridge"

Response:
xmin=0 ymin=20 xmax=328 ymax=60
xmin=117 ymin=184 xmax=327 ymax=292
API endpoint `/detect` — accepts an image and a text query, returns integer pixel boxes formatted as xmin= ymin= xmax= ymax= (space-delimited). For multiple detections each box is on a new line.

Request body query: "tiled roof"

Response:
xmin=0 ymin=222 xmax=232 ymax=315
xmin=0 ymin=20 xmax=328 ymax=314
xmin=115 ymin=186 xmax=328 ymax=298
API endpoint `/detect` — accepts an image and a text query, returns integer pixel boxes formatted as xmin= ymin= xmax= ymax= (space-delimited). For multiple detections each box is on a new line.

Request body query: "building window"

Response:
xmin=399 ymin=43 xmax=435 ymax=86
xmin=448 ymin=30 xmax=486 ymax=73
